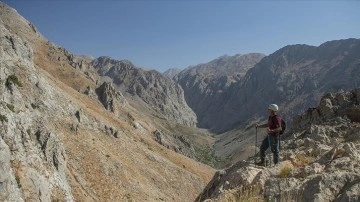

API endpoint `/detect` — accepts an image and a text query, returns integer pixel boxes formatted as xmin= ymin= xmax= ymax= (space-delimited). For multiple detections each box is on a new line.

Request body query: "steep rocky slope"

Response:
xmin=211 ymin=39 xmax=360 ymax=166
xmin=0 ymin=2 xmax=215 ymax=201
xmin=92 ymin=56 xmax=197 ymax=127
xmin=212 ymin=39 xmax=360 ymax=132
xmin=197 ymin=88 xmax=360 ymax=202
xmin=175 ymin=53 xmax=265 ymax=128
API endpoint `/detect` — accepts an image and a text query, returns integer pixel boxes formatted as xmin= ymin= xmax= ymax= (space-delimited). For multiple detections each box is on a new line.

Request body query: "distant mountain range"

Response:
xmin=169 ymin=39 xmax=360 ymax=132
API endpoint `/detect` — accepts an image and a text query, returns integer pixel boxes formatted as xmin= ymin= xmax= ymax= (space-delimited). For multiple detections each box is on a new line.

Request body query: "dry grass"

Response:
xmin=291 ymin=153 xmax=315 ymax=168
xmin=279 ymin=166 xmax=293 ymax=178
xmin=2 ymin=20 xmax=216 ymax=202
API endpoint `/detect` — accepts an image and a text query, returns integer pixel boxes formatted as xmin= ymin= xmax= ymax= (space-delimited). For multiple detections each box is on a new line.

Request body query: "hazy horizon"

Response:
xmin=3 ymin=0 xmax=360 ymax=72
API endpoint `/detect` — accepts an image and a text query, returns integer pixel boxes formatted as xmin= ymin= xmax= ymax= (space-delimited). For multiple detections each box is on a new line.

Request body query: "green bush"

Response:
xmin=194 ymin=145 xmax=223 ymax=168
xmin=6 ymin=74 xmax=22 ymax=87
xmin=0 ymin=114 xmax=8 ymax=122
xmin=31 ymin=103 xmax=39 ymax=109
xmin=7 ymin=104 xmax=15 ymax=112
xmin=15 ymin=175 xmax=21 ymax=188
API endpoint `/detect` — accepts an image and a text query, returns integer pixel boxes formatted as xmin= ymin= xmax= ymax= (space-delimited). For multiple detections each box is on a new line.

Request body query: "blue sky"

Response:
xmin=3 ymin=1 xmax=360 ymax=72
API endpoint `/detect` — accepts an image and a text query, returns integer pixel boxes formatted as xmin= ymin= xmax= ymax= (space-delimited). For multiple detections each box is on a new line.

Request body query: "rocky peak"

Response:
xmin=92 ymin=56 xmax=198 ymax=127
xmin=92 ymin=56 xmax=135 ymax=76
xmin=163 ymin=67 xmax=182 ymax=79
xmin=177 ymin=53 xmax=265 ymax=79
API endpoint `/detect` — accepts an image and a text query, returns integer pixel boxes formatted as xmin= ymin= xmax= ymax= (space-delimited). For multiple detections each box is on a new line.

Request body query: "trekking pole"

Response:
xmin=267 ymin=133 xmax=271 ymax=167
xmin=255 ymin=127 xmax=257 ymax=163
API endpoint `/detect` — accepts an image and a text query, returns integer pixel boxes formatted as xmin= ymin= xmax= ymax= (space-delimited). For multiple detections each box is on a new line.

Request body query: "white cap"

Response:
xmin=268 ymin=104 xmax=278 ymax=112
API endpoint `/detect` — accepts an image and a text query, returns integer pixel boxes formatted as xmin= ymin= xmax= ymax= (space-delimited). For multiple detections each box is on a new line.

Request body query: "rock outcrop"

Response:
xmin=197 ymin=88 xmax=360 ymax=202
xmin=95 ymin=82 xmax=128 ymax=116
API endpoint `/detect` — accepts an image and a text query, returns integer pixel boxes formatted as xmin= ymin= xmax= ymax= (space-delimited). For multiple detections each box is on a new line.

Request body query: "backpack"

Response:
xmin=272 ymin=115 xmax=286 ymax=135
xmin=280 ymin=118 xmax=286 ymax=135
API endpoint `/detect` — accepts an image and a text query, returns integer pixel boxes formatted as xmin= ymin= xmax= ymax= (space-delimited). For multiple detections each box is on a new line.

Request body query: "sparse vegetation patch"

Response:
xmin=279 ymin=166 xmax=292 ymax=178
xmin=15 ymin=175 xmax=21 ymax=188
xmin=0 ymin=114 xmax=8 ymax=122
xmin=31 ymin=103 xmax=39 ymax=109
xmin=6 ymin=74 xmax=22 ymax=87
xmin=292 ymin=153 xmax=314 ymax=168
xmin=194 ymin=145 xmax=217 ymax=168
xmin=7 ymin=104 xmax=15 ymax=112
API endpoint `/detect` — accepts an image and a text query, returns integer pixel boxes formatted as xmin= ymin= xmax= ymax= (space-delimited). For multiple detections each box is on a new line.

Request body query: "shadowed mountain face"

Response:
xmin=92 ymin=56 xmax=198 ymax=127
xmin=219 ymin=39 xmax=360 ymax=132
xmin=174 ymin=53 xmax=266 ymax=129
xmin=174 ymin=39 xmax=360 ymax=133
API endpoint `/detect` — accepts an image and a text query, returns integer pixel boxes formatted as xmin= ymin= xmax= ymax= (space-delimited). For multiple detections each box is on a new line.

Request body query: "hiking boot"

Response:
xmin=255 ymin=161 xmax=265 ymax=166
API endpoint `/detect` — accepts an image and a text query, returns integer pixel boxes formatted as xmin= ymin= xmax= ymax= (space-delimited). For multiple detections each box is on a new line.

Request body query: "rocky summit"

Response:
xmin=197 ymin=88 xmax=360 ymax=202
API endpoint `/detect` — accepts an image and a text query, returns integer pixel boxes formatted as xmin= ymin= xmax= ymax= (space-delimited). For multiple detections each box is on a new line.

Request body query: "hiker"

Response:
xmin=255 ymin=104 xmax=282 ymax=166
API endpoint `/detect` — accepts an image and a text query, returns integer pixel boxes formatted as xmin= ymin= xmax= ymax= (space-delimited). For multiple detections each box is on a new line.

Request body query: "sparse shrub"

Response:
xmin=15 ymin=175 xmax=21 ymax=188
xmin=0 ymin=114 xmax=8 ymax=122
xmin=279 ymin=166 xmax=292 ymax=178
xmin=194 ymin=145 xmax=218 ymax=168
xmin=27 ymin=129 xmax=31 ymax=136
xmin=292 ymin=153 xmax=314 ymax=168
xmin=7 ymin=104 xmax=15 ymax=112
xmin=6 ymin=74 xmax=22 ymax=87
xmin=31 ymin=103 xmax=39 ymax=109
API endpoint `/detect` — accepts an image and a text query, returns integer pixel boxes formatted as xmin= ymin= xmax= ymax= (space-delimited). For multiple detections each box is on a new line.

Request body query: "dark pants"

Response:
xmin=259 ymin=135 xmax=279 ymax=164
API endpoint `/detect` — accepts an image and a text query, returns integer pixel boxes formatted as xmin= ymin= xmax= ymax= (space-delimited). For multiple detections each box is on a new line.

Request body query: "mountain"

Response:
xmin=217 ymin=39 xmax=360 ymax=132
xmin=197 ymin=88 xmax=360 ymax=201
xmin=92 ymin=56 xmax=198 ymax=127
xmin=175 ymin=53 xmax=266 ymax=129
xmin=177 ymin=39 xmax=360 ymax=133
xmin=202 ymin=39 xmax=360 ymax=166
xmin=0 ymin=2 xmax=215 ymax=201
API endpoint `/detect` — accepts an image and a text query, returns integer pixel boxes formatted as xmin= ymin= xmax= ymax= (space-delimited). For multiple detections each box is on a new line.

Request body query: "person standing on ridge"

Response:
xmin=255 ymin=104 xmax=282 ymax=166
